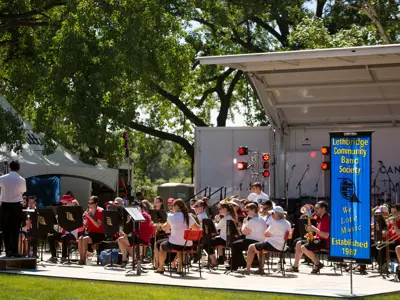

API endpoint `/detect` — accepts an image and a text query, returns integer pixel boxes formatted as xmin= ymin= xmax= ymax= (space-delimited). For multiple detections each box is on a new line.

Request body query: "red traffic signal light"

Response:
xmin=237 ymin=162 xmax=248 ymax=170
xmin=262 ymin=153 xmax=270 ymax=161
xmin=321 ymin=146 xmax=330 ymax=155
xmin=263 ymin=170 xmax=270 ymax=177
xmin=321 ymin=162 xmax=330 ymax=170
xmin=238 ymin=146 xmax=248 ymax=156
xmin=263 ymin=162 xmax=270 ymax=169
xmin=123 ymin=131 xmax=129 ymax=140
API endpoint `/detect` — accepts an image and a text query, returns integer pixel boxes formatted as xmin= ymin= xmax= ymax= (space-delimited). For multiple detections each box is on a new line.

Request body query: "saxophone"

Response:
xmin=304 ymin=206 xmax=314 ymax=242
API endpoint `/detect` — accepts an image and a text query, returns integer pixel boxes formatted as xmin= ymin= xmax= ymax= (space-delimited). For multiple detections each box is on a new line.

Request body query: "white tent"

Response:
xmin=0 ymin=97 xmax=118 ymax=191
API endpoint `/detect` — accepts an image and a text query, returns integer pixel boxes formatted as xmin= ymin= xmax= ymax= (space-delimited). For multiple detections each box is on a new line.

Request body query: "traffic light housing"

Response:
xmin=262 ymin=153 xmax=270 ymax=177
xmin=238 ymin=146 xmax=248 ymax=156
xmin=237 ymin=162 xmax=248 ymax=170
xmin=320 ymin=146 xmax=330 ymax=155
xmin=262 ymin=153 xmax=270 ymax=161
xmin=321 ymin=162 xmax=330 ymax=171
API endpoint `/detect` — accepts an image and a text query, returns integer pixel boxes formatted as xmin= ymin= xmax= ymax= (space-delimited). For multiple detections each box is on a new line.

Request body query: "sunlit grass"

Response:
xmin=0 ymin=274 xmax=398 ymax=300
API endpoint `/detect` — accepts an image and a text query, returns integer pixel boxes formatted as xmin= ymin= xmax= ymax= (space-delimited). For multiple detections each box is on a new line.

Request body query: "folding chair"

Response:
xmin=259 ymin=230 xmax=291 ymax=277
xmin=224 ymin=219 xmax=240 ymax=274
xmin=169 ymin=229 xmax=203 ymax=277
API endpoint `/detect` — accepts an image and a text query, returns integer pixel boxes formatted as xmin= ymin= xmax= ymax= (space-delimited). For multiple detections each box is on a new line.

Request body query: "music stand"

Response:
xmin=101 ymin=210 xmax=122 ymax=270
xmin=124 ymin=206 xmax=146 ymax=276
xmin=36 ymin=208 xmax=57 ymax=265
xmin=150 ymin=210 xmax=167 ymax=224
xmin=57 ymin=206 xmax=84 ymax=267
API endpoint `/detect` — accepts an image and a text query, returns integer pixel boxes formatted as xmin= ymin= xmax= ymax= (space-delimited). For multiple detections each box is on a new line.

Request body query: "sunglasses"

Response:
xmin=88 ymin=202 xmax=95 ymax=205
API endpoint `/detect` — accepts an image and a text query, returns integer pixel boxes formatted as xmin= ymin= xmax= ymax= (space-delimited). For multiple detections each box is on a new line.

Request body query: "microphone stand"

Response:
xmin=385 ymin=170 xmax=396 ymax=205
xmin=314 ymin=168 xmax=322 ymax=204
xmin=285 ymin=165 xmax=296 ymax=210
xmin=296 ymin=165 xmax=309 ymax=199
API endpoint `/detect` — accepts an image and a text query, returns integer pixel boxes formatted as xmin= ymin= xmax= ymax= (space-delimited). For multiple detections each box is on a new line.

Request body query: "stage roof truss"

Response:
xmin=198 ymin=45 xmax=400 ymax=135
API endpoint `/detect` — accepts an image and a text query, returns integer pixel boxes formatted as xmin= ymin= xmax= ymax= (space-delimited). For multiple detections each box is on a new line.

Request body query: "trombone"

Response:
xmin=373 ymin=212 xmax=400 ymax=250
xmin=374 ymin=232 xmax=400 ymax=250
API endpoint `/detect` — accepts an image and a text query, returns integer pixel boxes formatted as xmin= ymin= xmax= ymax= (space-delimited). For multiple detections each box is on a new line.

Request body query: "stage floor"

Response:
xmin=0 ymin=254 xmax=399 ymax=298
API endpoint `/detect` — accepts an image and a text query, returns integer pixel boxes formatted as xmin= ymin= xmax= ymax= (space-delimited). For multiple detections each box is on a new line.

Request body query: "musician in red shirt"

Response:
xmin=117 ymin=201 xmax=154 ymax=267
xmin=389 ymin=204 xmax=400 ymax=270
xmin=78 ymin=196 xmax=105 ymax=265
xmin=287 ymin=201 xmax=330 ymax=274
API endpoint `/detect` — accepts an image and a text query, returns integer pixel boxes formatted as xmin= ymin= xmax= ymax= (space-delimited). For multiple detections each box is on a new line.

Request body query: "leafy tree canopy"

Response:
xmin=0 ymin=0 xmax=398 ymax=169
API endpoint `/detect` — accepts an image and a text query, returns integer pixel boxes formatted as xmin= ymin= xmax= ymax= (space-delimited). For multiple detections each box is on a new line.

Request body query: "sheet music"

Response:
xmin=125 ymin=207 xmax=146 ymax=222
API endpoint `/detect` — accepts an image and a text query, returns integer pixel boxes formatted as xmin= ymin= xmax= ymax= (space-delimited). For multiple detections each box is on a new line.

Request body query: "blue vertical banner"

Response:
xmin=329 ymin=132 xmax=372 ymax=263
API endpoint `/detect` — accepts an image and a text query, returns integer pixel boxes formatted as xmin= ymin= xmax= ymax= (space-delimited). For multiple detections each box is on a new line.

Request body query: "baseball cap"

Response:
xmin=60 ymin=194 xmax=74 ymax=204
xmin=167 ymin=198 xmax=175 ymax=204
xmin=113 ymin=197 xmax=123 ymax=205
xmin=268 ymin=206 xmax=286 ymax=215
xmin=229 ymin=198 xmax=241 ymax=207
xmin=376 ymin=205 xmax=389 ymax=213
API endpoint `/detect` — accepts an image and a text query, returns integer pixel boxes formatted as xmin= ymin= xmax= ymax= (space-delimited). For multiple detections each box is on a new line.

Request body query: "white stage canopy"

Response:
xmin=0 ymin=97 xmax=118 ymax=191
xmin=198 ymin=44 xmax=400 ymax=135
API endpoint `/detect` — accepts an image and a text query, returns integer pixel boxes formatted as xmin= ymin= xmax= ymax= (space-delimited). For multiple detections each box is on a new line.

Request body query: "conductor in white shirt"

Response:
xmin=0 ymin=161 xmax=27 ymax=257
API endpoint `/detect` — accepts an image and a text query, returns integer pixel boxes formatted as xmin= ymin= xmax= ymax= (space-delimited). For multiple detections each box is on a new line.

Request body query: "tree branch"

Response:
xmin=0 ymin=21 xmax=49 ymax=29
xmin=226 ymin=70 xmax=243 ymax=100
xmin=336 ymin=0 xmax=391 ymax=44
xmin=362 ymin=0 xmax=392 ymax=44
xmin=129 ymin=121 xmax=194 ymax=161
xmin=152 ymin=83 xmax=208 ymax=127
xmin=316 ymin=0 xmax=328 ymax=18
xmin=216 ymin=70 xmax=243 ymax=126
xmin=250 ymin=16 xmax=286 ymax=46
xmin=231 ymin=28 xmax=264 ymax=52
xmin=0 ymin=1 xmax=66 ymax=21
xmin=196 ymin=87 xmax=217 ymax=108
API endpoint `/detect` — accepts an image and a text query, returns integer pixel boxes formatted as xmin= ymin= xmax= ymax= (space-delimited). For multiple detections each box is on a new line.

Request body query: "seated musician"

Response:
xmin=19 ymin=196 xmax=37 ymax=256
xmin=260 ymin=200 xmax=274 ymax=224
xmin=287 ymin=201 xmax=330 ymax=274
xmin=27 ymin=196 xmax=37 ymax=209
xmin=78 ymin=196 xmax=105 ymax=265
xmin=152 ymin=196 xmax=172 ymax=268
xmin=388 ymin=204 xmax=400 ymax=270
xmin=47 ymin=195 xmax=78 ymax=263
xmin=117 ymin=201 xmax=153 ymax=268
xmin=231 ymin=203 xmax=268 ymax=271
xmin=155 ymin=199 xmax=199 ymax=274
xmin=203 ymin=201 xmax=237 ymax=267
xmin=141 ymin=199 xmax=153 ymax=213
xmin=194 ymin=198 xmax=209 ymax=224
xmin=167 ymin=198 xmax=175 ymax=213
xmin=230 ymin=199 xmax=246 ymax=219
xmin=240 ymin=206 xmax=291 ymax=275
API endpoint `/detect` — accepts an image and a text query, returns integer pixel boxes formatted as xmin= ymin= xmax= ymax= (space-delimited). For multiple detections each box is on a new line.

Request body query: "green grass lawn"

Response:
xmin=0 ymin=274 xmax=398 ymax=300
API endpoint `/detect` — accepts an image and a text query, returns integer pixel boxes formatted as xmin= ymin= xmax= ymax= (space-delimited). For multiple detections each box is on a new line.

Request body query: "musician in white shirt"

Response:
xmin=241 ymin=206 xmax=291 ymax=275
xmin=202 ymin=201 xmax=237 ymax=267
xmin=247 ymin=182 xmax=270 ymax=205
xmin=155 ymin=199 xmax=199 ymax=274
xmin=0 ymin=161 xmax=26 ymax=257
xmin=231 ymin=203 xmax=268 ymax=270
